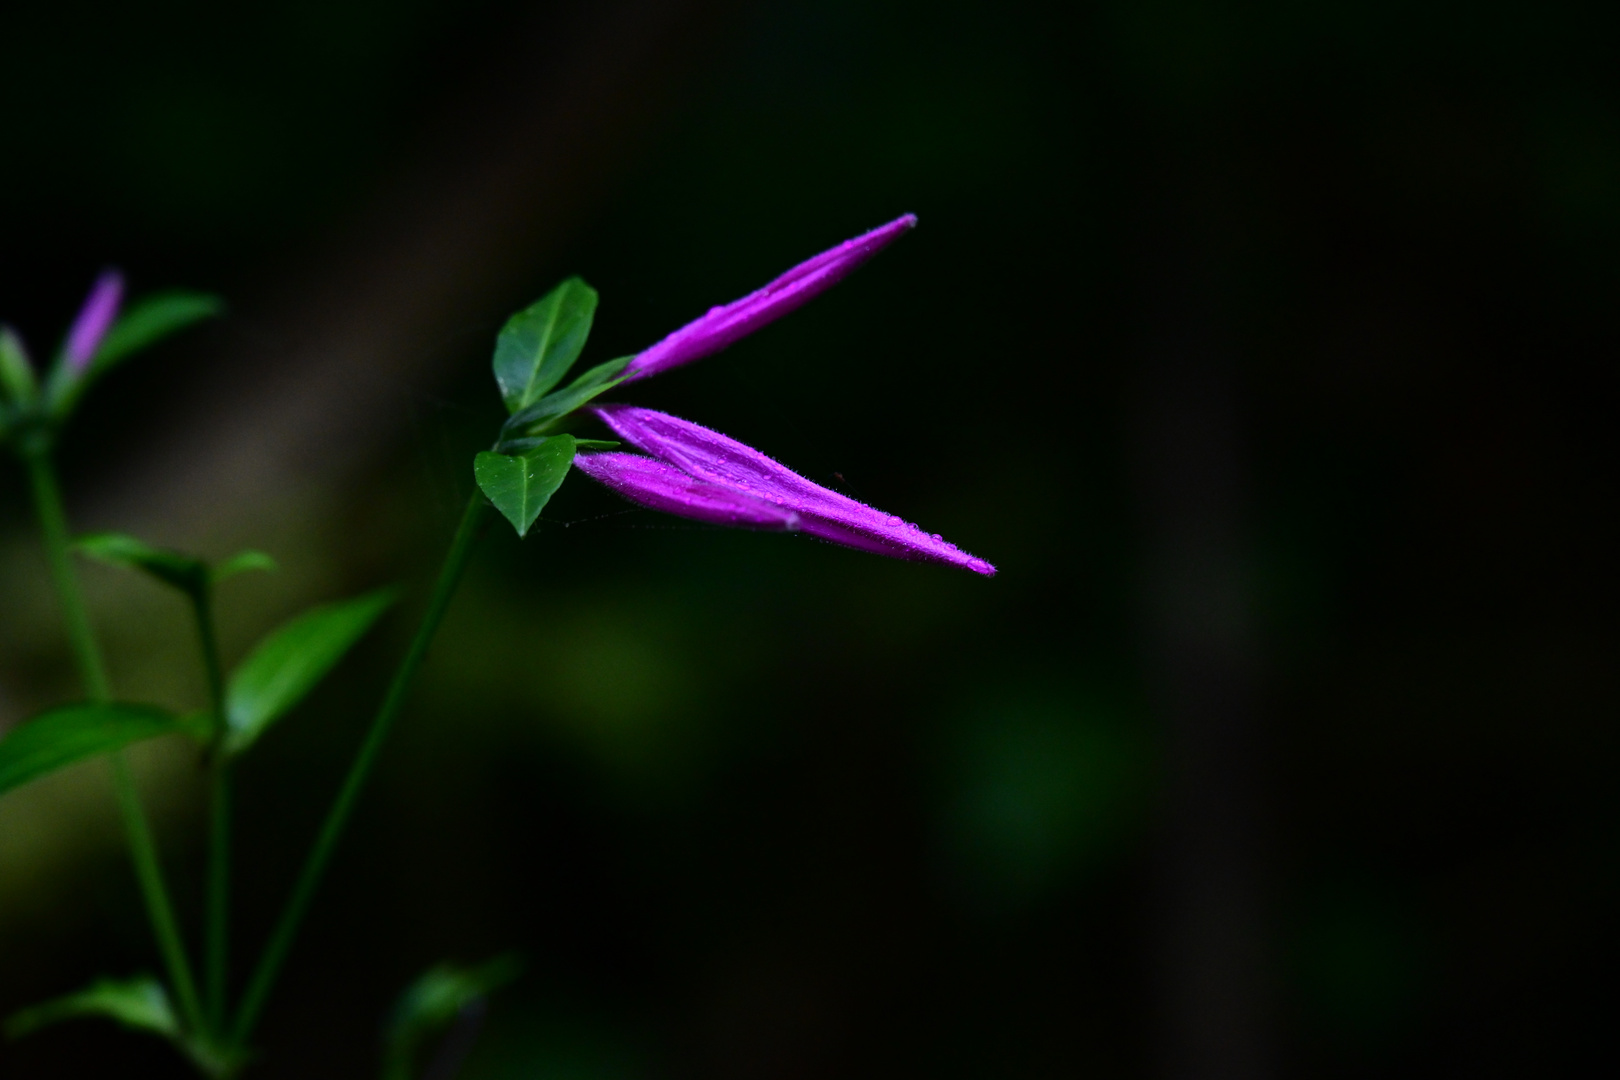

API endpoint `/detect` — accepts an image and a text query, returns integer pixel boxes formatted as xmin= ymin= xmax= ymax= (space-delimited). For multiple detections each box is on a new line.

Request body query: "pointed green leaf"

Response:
xmin=0 ymin=704 xmax=182 ymax=797
xmin=213 ymin=549 xmax=278 ymax=584
xmin=225 ymin=588 xmax=397 ymax=755
xmin=493 ymin=278 xmax=598 ymax=414
xmin=474 ymin=435 xmax=576 ymax=538
xmin=0 ymin=326 xmax=36 ymax=405
xmin=92 ymin=291 xmax=223 ymax=373
xmin=501 ymin=354 xmax=633 ymax=438
xmin=75 ymin=532 xmax=208 ymax=595
xmin=5 ymin=975 xmax=179 ymax=1041
xmin=383 ymin=955 xmax=522 ymax=1080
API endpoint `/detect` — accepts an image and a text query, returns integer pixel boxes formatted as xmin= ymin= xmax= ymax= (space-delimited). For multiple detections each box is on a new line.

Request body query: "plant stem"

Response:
xmin=23 ymin=448 xmax=208 ymax=1038
xmin=112 ymin=757 xmax=208 ymax=1035
xmin=206 ymin=765 xmax=231 ymax=1030
xmin=231 ymin=493 xmax=489 ymax=1045
xmin=191 ymin=587 xmax=232 ymax=1032
xmin=25 ymin=451 xmax=110 ymax=702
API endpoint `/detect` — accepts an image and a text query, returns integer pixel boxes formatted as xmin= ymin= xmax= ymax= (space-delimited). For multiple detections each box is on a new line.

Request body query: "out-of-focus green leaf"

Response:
xmin=224 ymin=588 xmax=397 ymax=755
xmin=75 ymin=531 xmax=208 ymax=594
xmin=91 ymin=291 xmax=223 ymax=373
xmin=0 ymin=326 xmax=36 ymax=405
xmin=0 ymin=703 xmax=184 ymax=797
xmin=475 ymin=435 xmax=576 ymax=538
xmin=501 ymin=355 xmax=632 ymax=438
xmin=383 ymin=955 xmax=522 ymax=1080
xmin=493 ymin=278 xmax=598 ymax=414
xmin=213 ymin=549 xmax=278 ymax=584
xmin=4 ymin=975 xmax=179 ymax=1041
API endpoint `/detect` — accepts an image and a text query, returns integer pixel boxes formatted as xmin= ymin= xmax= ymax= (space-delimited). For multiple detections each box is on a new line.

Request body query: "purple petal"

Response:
xmin=623 ymin=214 xmax=917 ymax=382
xmin=65 ymin=270 xmax=124 ymax=373
xmin=585 ymin=405 xmax=996 ymax=576
xmin=573 ymin=451 xmax=801 ymax=530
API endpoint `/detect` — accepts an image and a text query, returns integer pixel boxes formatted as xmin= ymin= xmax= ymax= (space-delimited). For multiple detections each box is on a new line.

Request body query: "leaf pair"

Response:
xmin=0 ymin=533 xmax=397 ymax=801
xmin=75 ymin=529 xmax=397 ymax=754
xmin=0 ymin=589 xmax=396 ymax=797
xmin=477 ymin=277 xmax=629 ymax=538
xmin=76 ymin=532 xmax=274 ymax=594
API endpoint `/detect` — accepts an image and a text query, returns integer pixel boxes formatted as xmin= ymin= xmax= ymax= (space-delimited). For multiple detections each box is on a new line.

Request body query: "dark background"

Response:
xmin=1 ymin=1 xmax=1616 ymax=1077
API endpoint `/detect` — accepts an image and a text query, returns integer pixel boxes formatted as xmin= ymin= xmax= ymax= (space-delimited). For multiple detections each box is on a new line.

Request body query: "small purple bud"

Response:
xmin=65 ymin=270 xmax=124 ymax=373
xmin=575 ymin=405 xmax=995 ymax=576
xmin=623 ymin=214 xmax=918 ymax=382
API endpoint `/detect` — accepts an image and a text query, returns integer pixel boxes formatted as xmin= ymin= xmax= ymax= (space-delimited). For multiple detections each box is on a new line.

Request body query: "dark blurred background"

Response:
xmin=1 ymin=0 xmax=1616 ymax=1077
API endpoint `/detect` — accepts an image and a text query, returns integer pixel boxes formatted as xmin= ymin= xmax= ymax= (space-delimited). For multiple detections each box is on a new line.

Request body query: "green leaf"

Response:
xmin=0 ymin=703 xmax=182 ymax=798
xmin=383 ymin=955 xmax=522 ymax=1080
xmin=500 ymin=355 xmax=633 ymax=438
xmin=92 ymin=291 xmax=223 ymax=373
xmin=213 ymin=549 xmax=278 ymax=584
xmin=474 ymin=435 xmax=576 ymax=538
xmin=493 ymin=278 xmax=598 ymax=414
xmin=224 ymin=588 xmax=397 ymax=755
xmin=5 ymin=975 xmax=179 ymax=1041
xmin=75 ymin=531 xmax=208 ymax=595
xmin=0 ymin=326 xmax=36 ymax=406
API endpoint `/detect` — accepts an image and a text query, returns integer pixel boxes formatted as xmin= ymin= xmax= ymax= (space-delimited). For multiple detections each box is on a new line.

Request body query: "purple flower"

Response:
xmin=65 ymin=270 xmax=124 ymax=373
xmin=623 ymin=214 xmax=917 ymax=383
xmin=573 ymin=404 xmax=996 ymax=576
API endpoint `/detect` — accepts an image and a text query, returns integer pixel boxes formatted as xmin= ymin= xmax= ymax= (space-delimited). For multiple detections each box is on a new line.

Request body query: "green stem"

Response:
xmin=23 ymin=448 xmax=209 ymax=1039
xmin=206 ymin=765 xmax=231 ymax=1031
xmin=111 ymin=756 xmax=209 ymax=1036
xmin=231 ymin=493 xmax=489 ymax=1045
xmin=25 ymin=451 xmax=110 ymax=701
xmin=192 ymin=587 xmax=231 ymax=1032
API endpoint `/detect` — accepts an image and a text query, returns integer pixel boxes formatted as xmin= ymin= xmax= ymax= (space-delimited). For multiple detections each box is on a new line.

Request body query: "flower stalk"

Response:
xmin=230 ymin=493 xmax=490 ymax=1045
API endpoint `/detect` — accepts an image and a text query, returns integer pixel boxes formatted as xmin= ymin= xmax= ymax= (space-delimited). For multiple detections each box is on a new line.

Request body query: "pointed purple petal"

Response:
xmin=65 ymin=270 xmax=124 ymax=372
xmin=588 ymin=405 xmax=996 ymax=576
xmin=623 ymin=214 xmax=917 ymax=382
xmin=573 ymin=451 xmax=801 ymax=529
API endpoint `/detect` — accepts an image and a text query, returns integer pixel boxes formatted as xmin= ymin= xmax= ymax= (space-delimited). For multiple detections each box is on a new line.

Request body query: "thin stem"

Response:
xmin=23 ymin=448 xmax=208 ymax=1038
xmin=206 ymin=765 xmax=231 ymax=1032
xmin=193 ymin=586 xmax=231 ymax=1031
xmin=231 ymin=493 xmax=489 ymax=1045
xmin=112 ymin=755 xmax=209 ymax=1037
xmin=25 ymin=451 xmax=110 ymax=701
